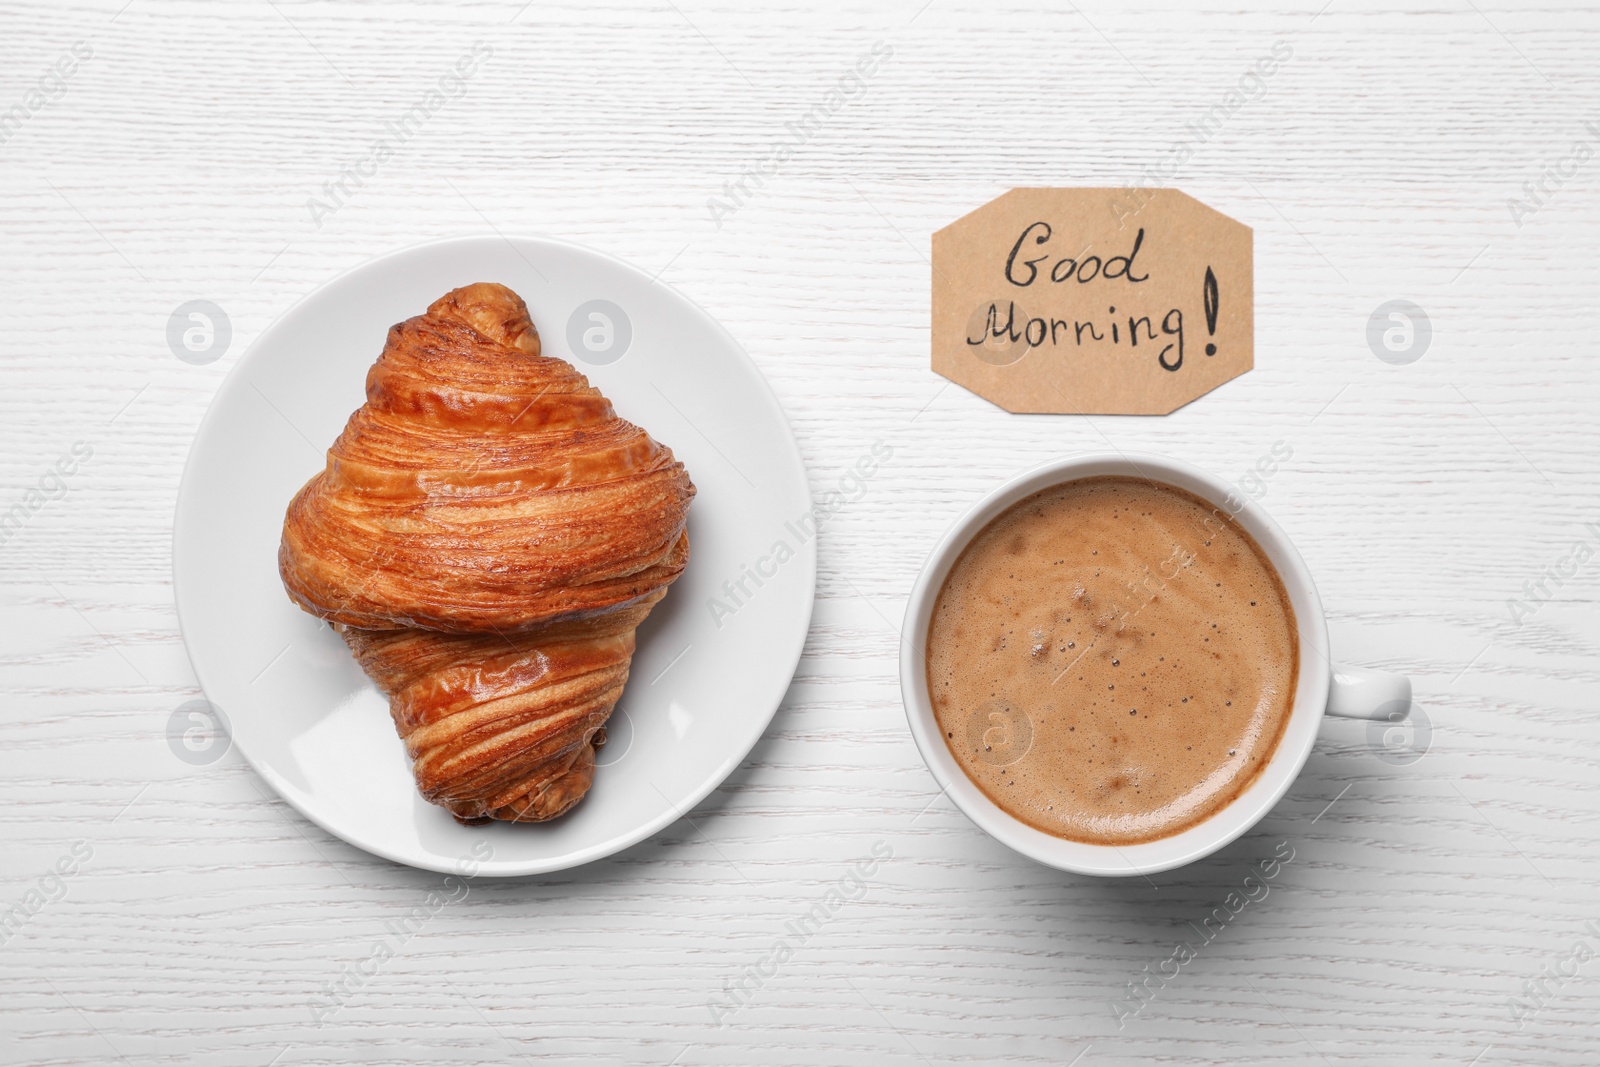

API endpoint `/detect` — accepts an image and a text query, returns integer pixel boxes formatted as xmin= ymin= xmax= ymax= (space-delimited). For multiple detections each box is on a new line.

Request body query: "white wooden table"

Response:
xmin=3 ymin=2 xmax=1598 ymax=1063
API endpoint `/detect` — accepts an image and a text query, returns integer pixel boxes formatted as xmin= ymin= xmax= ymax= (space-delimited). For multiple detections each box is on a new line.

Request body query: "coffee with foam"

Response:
xmin=925 ymin=476 xmax=1297 ymax=846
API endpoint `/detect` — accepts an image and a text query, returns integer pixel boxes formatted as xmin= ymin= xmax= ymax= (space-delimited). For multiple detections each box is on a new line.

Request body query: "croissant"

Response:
xmin=278 ymin=282 xmax=694 ymax=823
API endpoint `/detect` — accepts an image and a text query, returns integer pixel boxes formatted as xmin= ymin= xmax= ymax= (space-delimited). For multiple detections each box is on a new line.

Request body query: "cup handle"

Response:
xmin=1325 ymin=662 xmax=1412 ymax=720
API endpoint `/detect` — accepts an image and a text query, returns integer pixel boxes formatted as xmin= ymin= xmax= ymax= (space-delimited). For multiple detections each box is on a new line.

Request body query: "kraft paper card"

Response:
xmin=931 ymin=188 xmax=1253 ymax=414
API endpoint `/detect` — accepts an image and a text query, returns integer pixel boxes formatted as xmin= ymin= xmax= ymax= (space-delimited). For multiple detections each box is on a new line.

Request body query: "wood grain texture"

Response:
xmin=2 ymin=0 xmax=1598 ymax=1064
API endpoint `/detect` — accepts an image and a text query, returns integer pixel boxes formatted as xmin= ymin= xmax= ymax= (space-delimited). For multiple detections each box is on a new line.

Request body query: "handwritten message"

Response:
xmin=931 ymin=188 xmax=1253 ymax=414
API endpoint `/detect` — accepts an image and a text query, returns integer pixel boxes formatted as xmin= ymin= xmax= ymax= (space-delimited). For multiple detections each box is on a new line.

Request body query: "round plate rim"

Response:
xmin=172 ymin=233 xmax=815 ymax=876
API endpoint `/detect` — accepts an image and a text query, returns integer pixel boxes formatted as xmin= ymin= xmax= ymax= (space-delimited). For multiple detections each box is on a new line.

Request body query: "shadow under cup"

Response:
xmin=899 ymin=452 xmax=1333 ymax=877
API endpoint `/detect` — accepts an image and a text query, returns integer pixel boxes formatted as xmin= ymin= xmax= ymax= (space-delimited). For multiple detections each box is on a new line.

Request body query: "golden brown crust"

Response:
xmin=278 ymin=283 xmax=693 ymax=822
xmin=279 ymin=284 xmax=692 ymax=634
xmin=336 ymin=589 xmax=664 ymax=823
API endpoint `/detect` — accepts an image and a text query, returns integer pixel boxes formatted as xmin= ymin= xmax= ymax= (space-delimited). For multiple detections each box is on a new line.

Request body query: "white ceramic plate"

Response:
xmin=174 ymin=236 xmax=814 ymax=875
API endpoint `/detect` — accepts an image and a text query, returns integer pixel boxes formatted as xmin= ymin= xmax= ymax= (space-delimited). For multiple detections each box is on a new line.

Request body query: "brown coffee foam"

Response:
xmin=926 ymin=476 xmax=1297 ymax=846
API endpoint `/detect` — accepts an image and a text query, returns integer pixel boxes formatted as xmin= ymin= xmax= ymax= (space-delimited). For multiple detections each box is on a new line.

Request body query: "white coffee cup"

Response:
xmin=899 ymin=452 xmax=1411 ymax=876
